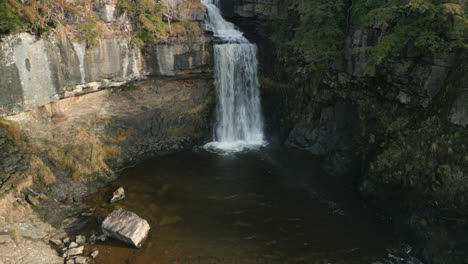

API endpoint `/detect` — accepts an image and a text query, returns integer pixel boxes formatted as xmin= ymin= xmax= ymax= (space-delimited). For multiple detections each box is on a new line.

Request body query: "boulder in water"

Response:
xmin=101 ymin=208 xmax=150 ymax=248
xmin=110 ymin=187 xmax=125 ymax=203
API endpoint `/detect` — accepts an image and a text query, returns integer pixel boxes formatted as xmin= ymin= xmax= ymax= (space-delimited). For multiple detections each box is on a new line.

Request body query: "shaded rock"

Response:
xmin=90 ymin=250 xmax=99 ymax=259
xmin=26 ymin=194 xmax=41 ymax=207
xmin=75 ymin=235 xmax=86 ymax=244
xmin=110 ymin=187 xmax=125 ymax=203
xmin=101 ymin=208 xmax=150 ymax=248
xmin=88 ymin=233 xmax=97 ymax=244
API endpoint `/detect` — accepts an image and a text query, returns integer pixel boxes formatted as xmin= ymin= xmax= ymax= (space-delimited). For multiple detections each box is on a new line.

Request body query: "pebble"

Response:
xmin=110 ymin=187 xmax=125 ymax=203
xmin=75 ymin=235 xmax=86 ymax=244
xmin=68 ymin=241 xmax=78 ymax=248
xmin=49 ymin=238 xmax=62 ymax=246
xmin=75 ymin=256 xmax=89 ymax=264
xmin=65 ymin=259 xmax=74 ymax=264
xmin=90 ymin=250 xmax=99 ymax=259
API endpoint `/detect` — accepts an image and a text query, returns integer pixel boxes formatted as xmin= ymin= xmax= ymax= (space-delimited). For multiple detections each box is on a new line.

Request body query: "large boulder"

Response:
xmin=101 ymin=208 xmax=150 ymax=248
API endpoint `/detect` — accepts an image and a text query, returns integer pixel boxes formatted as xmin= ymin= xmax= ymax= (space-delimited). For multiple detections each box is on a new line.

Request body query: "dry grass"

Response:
xmin=0 ymin=119 xmax=23 ymax=143
xmin=47 ymin=139 xmax=121 ymax=182
xmin=30 ymin=156 xmax=56 ymax=186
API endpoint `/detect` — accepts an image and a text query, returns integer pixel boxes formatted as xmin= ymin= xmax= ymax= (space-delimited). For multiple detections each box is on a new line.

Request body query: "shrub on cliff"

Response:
xmin=353 ymin=0 xmax=468 ymax=75
xmin=118 ymin=0 xmax=167 ymax=46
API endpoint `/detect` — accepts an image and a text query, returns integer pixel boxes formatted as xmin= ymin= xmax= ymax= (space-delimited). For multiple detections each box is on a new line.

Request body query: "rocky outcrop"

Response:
xmin=221 ymin=0 xmax=467 ymax=263
xmin=0 ymin=0 xmax=213 ymax=117
xmin=101 ymin=208 xmax=150 ymax=248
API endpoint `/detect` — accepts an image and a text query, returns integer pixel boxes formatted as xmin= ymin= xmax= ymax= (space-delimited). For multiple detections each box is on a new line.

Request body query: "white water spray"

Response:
xmin=202 ymin=0 xmax=265 ymax=152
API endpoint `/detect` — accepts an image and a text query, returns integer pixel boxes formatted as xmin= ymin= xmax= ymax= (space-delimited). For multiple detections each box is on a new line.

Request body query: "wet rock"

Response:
xmin=110 ymin=187 xmax=125 ymax=203
xmin=88 ymin=233 xmax=97 ymax=244
xmin=81 ymin=208 xmax=95 ymax=217
xmin=101 ymin=208 xmax=150 ymax=248
xmin=49 ymin=238 xmax=63 ymax=246
xmin=90 ymin=250 xmax=99 ymax=258
xmin=65 ymin=246 xmax=84 ymax=257
xmin=68 ymin=241 xmax=78 ymax=248
xmin=75 ymin=235 xmax=86 ymax=244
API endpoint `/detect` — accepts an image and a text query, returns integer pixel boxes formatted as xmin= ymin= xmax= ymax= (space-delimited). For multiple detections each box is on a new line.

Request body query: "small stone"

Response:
xmin=74 ymin=256 xmax=89 ymax=264
xmin=65 ymin=246 xmax=84 ymax=256
xmin=63 ymin=237 xmax=71 ymax=243
xmin=96 ymin=234 xmax=107 ymax=242
xmin=88 ymin=234 xmax=97 ymax=244
xmin=90 ymin=250 xmax=99 ymax=259
xmin=65 ymin=260 xmax=74 ymax=264
xmin=26 ymin=194 xmax=41 ymax=207
xmin=68 ymin=241 xmax=78 ymax=248
xmin=110 ymin=187 xmax=125 ymax=203
xmin=49 ymin=238 xmax=62 ymax=246
xmin=75 ymin=235 xmax=86 ymax=244
xmin=101 ymin=208 xmax=150 ymax=248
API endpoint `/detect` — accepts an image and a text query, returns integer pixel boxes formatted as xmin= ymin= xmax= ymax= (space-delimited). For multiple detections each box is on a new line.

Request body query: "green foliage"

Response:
xmin=0 ymin=0 xmax=29 ymax=34
xmin=289 ymin=0 xmax=346 ymax=70
xmin=353 ymin=0 xmax=468 ymax=75
xmin=118 ymin=0 xmax=167 ymax=46
xmin=265 ymin=0 xmax=346 ymax=71
xmin=77 ymin=16 xmax=103 ymax=48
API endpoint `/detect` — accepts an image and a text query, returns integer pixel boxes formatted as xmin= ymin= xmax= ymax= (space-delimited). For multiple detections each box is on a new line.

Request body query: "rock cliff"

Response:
xmin=220 ymin=0 xmax=468 ymax=263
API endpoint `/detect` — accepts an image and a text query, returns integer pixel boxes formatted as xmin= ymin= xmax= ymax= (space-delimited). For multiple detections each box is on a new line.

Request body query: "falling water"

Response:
xmin=202 ymin=0 xmax=265 ymax=152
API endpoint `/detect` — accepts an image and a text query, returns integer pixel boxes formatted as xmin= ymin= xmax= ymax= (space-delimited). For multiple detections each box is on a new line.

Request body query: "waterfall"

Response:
xmin=202 ymin=0 xmax=265 ymax=152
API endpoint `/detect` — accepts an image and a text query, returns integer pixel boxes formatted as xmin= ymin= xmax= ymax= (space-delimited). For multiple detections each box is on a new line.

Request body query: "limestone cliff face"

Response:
xmin=0 ymin=0 xmax=212 ymax=116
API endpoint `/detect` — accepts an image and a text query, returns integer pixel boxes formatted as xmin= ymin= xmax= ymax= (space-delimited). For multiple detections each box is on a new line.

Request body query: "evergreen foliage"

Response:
xmin=117 ymin=0 xmax=167 ymax=46
xmin=354 ymin=0 xmax=468 ymax=75
xmin=266 ymin=0 xmax=467 ymax=74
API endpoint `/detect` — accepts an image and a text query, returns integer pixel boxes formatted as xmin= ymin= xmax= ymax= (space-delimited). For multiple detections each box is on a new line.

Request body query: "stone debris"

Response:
xmin=63 ymin=237 xmax=71 ymax=243
xmin=65 ymin=245 xmax=84 ymax=257
xmin=74 ymin=256 xmax=89 ymax=264
xmin=101 ymin=208 xmax=150 ymax=248
xmin=68 ymin=241 xmax=78 ymax=248
xmin=110 ymin=187 xmax=125 ymax=203
xmin=75 ymin=235 xmax=86 ymax=244
xmin=49 ymin=238 xmax=63 ymax=246
xmin=26 ymin=194 xmax=41 ymax=207
xmin=90 ymin=250 xmax=99 ymax=259
xmin=88 ymin=233 xmax=97 ymax=244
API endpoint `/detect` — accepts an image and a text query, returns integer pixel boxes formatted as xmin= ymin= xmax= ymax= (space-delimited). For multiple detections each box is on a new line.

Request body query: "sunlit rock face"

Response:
xmin=0 ymin=33 xmax=142 ymax=115
xmin=0 ymin=0 xmax=213 ymax=117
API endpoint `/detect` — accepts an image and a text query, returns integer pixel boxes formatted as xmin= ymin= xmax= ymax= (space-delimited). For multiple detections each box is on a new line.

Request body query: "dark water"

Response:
xmin=84 ymin=147 xmax=395 ymax=264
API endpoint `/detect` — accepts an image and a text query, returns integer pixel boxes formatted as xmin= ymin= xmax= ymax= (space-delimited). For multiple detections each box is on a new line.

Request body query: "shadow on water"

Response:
xmin=83 ymin=146 xmax=395 ymax=264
